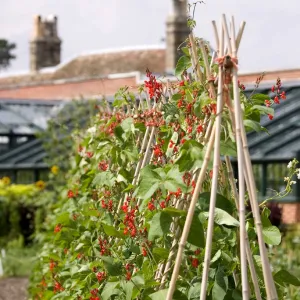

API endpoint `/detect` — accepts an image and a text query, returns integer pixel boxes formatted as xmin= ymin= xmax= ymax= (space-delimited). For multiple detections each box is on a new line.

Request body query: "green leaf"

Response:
xmin=214 ymin=208 xmax=239 ymax=227
xmin=101 ymin=256 xmax=123 ymax=276
xmin=232 ymin=290 xmax=243 ymax=300
xmin=261 ymin=207 xmax=272 ymax=227
xmin=175 ymin=140 xmax=204 ymax=171
xmin=172 ymin=93 xmax=183 ymax=101
xmin=136 ymin=166 xmax=162 ymax=199
xmin=175 ymin=56 xmax=192 ymax=77
xmin=175 ymin=149 xmax=194 ymax=172
xmin=220 ymin=140 xmax=237 ymax=157
xmin=181 ymin=47 xmax=190 ymax=56
xmin=262 ymin=226 xmax=281 ymax=245
xmin=153 ymin=247 xmax=169 ymax=260
xmin=137 ymin=181 xmax=160 ymax=200
xmin=211 ymin=250 xmax=222 ymax=264
xmin=162 ymin=103 xmax=180 ymax=120
xmin=121 ymin=280 xmax=135 ymax=300
xmin=194 ymin=92 xmax=212 ymax=118
xmin=134 ymin=122 xmax=146 ymax=132
xmin=186 ymin=89 xmax=194 ymax=102
xmin=273 ymin=270 xmax=300 ymax=287
xmin=261 ymin=208 xmax=281 ymax=245
xmin=56 ymin=212 xmax=71 ymax=225
xmin=224 ymin=289 xmax=242 ymax=300
xmin=181 ymin=140 xmax=203 ymax=156
xmin=188 ymin=282 xmax=201 ymax=299
xmin=250 ymin=93 xmax=271 ymax=104
xmin=131 ymin=275 xmax=145 ymax=289
xmin=114 ymin=125 xmax=125 ymax=142
xmin=116 ymin=168 xmax=131 ymax=184
xmin=212 ymin=267 xmax=228 ymax=300
xmin=120 ymin=117 xmax=134 ymax=132
xmin=102 ymin=224 xmax=125 ymax=238
xmin=149 ymin=289 xmax=168 ymax=300
xmin=75 ymin=242 xmax=85 ymax=251
xmin=164 ymin=165 xmax=187 ymax=192
xmin=251 ymin=105 xmax=274 ymax=116
xmin=187 ymin=213 xmax=205 ymax=247
xmin=113 ymin=98 xmax=128 ymax=108
xmin=140 ymin=165 xmax=162 ymax=181
xmin=198 ymin=192 xmax=234 ymax=214
xmin=93 ymin=171 xmax=115 ymax=188
xmin=102 ymin=212 xmax=113 ymax=225
xmin=244 ymin=119 xmax=263 ymax=133
xmin=202 ymin=208 xmax=239 ymax=227
xmin=163 ymin=207 xmax=187 ymax=217
xmin=101 ymin=281 xmax=120 ymax=300
xmin=149 ymin=289 xmax=187 ymax=300
xmin=142 ymin=260 xmax=152 ymax=281
xmin=148 ymin=212 xmax=172 ymax=241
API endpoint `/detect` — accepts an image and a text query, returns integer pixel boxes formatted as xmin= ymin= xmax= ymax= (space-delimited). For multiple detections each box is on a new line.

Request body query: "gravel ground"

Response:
xmin=0 ymin=278 xmax=28 ymax=300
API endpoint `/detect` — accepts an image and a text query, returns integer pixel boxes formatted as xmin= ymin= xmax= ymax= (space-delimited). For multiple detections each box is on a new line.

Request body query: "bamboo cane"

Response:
xmin=212 ymin=20 xmax=220 ymax=51
xmin=225 ymin=157 xmax=262 ymax=300
xmin=165 ymin=17 xmax=247 ymax=299
xmin=199 ymin=21 xmax=224 ymax=300
xmin=223 ymin=80 xmax=262 ymax=299
xmin=225 ymin=14 xmax=249 ymax=299
xmin=239 ymin=110 xmax=278 ymax=300
xmin=230 ymin=15 xmax=278 ymax=300
xmin=189 ymin=33 xmax=204 ymax=82
xmin=236 ymin=21 xmax=246 ymax=50
xmin=165 ymin=117 xmax=217 ymax=300
xmin=199 ymin=39 xmax=216 ymax=99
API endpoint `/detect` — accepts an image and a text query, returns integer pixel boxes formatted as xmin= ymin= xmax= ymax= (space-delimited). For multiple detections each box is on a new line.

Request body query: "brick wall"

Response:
xmin=0 ymin=68 xmax=300 ymax=100
xmin=281 ymin=203 xmax=300 ymax=224
xmin=239 ymin=69 xmax=300 ymax=84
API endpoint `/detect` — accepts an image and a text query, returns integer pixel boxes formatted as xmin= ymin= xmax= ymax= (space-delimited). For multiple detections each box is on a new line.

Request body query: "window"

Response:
xmin=16 ymin=170 xmax=35 ymax=184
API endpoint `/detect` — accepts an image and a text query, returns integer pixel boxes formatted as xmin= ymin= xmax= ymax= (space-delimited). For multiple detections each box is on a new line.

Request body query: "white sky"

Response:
xmin=0 ymin=0 xmax=299 ymax=74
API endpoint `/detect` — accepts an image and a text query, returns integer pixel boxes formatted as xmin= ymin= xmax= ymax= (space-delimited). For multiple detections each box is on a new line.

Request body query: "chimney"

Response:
xmin=166 ymin=0 xmax=190 ymax=72
xmin=32 ymin=15 xmax=43 ymax=39
xmin=30 ymin=15 xmax=62 ymax=72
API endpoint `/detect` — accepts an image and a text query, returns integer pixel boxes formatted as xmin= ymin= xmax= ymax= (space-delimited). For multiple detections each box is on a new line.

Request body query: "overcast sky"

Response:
xmin=0 ymin=0 xmax=299 ymax=75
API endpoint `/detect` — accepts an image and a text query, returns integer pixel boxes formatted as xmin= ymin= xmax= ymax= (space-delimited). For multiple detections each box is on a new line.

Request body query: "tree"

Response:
xmin=0 ymin=39 xmax=16 ymax=70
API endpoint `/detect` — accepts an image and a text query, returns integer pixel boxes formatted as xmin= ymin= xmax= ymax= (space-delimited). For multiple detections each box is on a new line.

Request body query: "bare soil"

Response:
xmin=0 ymin=277 xmax=28 ymax=300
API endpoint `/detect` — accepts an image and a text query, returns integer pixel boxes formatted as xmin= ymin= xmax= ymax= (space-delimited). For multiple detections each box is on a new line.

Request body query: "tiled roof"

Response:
xmin=0 ymin=48 xmax=166 ymax=88
xmin=52 ymin=48 xmax=166 ymax=80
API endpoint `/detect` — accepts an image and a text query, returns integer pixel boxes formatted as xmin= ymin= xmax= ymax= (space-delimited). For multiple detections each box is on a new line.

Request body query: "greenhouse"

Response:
xmin=0 ymin=98 xmax=63 ymax=183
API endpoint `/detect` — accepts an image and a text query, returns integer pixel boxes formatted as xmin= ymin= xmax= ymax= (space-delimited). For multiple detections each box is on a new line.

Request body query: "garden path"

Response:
xmin=0 ymin=277 xmax=28 ymax=300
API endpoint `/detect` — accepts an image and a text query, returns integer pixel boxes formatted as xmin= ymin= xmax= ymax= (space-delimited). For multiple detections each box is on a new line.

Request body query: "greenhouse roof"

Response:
xmin=246 ymin=83 xmax=300 ymax=161
xmin=0 ymin=98 xmax=64 ymax=135
xmin=0 ymin=139 xmax=46 ymax=169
